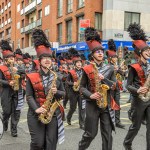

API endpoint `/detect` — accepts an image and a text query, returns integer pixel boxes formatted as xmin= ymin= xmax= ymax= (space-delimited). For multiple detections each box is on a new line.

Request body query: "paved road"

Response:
xmin=0 ymin=93 xmax=147 ymax=150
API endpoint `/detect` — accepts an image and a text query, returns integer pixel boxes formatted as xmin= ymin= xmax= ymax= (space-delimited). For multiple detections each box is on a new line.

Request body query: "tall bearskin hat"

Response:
xmin=23 ymin=53 xmax=30 ymax=64
xmin=58 ymin=55 xmax=66 ymax=65
xmin=0 ymin=40 xmax=14 ymax=58
xmin=127 ymin=23 xmax=149 ymax=56
xmin=25 ymin=52 xmax=32 ymax=61
xmin=15 ymin=48 xmax=23 ymax=60
xmin=106 ymin=39 xmax=117 ymax=58
xmin=32 ymin=29 xmax=52 ymax=58
xmin=68 ymin=47 xmax=82 ymax=63
xmin=80 ymin=54 xmax=86 ymax=63
xmin=62 ymin=52 xmax=72 ymax=64
xmin=84 ymin=27 xmax=103 ymax=53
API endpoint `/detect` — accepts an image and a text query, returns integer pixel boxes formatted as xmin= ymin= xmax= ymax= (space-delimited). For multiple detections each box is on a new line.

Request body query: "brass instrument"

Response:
xmin=139 ymin=73 xmax=150 ymax=102
xmin=92 ymin=63 xmax=110 ymax=108
xmin=73 ymin=77 xmax=82 ymax=92
xmin=39 ymin=68 xmax=60 ymax=124
xmin=9 ymin=60 xmax=20 ymax=91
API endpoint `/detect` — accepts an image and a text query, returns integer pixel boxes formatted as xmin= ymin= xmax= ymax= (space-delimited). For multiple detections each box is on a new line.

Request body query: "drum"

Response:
xmin=0 ymin=114 xmax=3 ymax=140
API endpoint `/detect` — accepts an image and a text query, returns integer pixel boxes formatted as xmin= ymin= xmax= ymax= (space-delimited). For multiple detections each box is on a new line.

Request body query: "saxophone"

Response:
xmin=73 ymin=76 xmax=82 ymax=92
xmin=9 ymin=61 xmax=20 ymax=91
xmin=39 ymin=69 xmax=60 ymax=124
xmin=92 ymin=63 xmax=110 ymax=108
xmin=139 ymin=73 xmax=150 ymax=102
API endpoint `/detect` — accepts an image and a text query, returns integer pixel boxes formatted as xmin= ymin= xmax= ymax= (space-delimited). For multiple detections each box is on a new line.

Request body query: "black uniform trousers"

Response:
xmin=67 ymin=90 xmax=85 ymax=127
xmin=63 ymin=82 xmax=69 ymax=108
xmin=124 ymin=97 xmax=150 ymax=150
xmin=1 ymin=90 xmax=20 ymax=134
xmin=78 ymin=101 xmax=113 ymax=150
xmin=27 ymin=109 xmax=58 ymax=150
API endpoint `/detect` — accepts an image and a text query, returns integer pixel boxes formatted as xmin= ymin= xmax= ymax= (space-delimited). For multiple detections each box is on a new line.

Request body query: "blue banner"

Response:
xmin=57 ymin=41 xmax=150 ymax=53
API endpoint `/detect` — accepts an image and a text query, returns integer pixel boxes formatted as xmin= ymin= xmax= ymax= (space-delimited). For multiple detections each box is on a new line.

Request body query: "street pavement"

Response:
xmin=0 ymin=92 xmax=147 ymax=150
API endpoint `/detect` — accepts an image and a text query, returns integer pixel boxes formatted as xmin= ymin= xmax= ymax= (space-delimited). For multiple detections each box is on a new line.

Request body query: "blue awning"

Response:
xmin=57 ymin=41 xmax=150 ymax=53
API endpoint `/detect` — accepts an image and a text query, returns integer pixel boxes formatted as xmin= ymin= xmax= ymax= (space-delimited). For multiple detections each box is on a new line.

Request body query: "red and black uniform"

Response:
xmin=26 ymin=69 xmax=65 ymax=150
xmin=27 ymin=29 xmax=65 ymax=150
xmin=0 ymin=65 xmax=23 ymax=136
xmin=124 ymin=62 xmax=150 ymax=148
xmin=123 ymin=23 xmax=150 ymax=150
xmin=66 ymin=68 xmax=85 ymax=129
xmin=78 ymin=62 xmax=118 ymax=150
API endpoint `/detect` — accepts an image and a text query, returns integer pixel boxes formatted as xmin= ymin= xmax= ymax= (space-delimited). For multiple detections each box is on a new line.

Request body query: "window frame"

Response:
xmin=124 ymin=12 xmax=140 ymax=31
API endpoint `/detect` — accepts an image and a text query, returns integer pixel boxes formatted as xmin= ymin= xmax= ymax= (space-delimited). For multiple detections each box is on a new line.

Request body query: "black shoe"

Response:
xmin=142 ymin=120 xmax=146 ymax=125
xmin=126 ymin=99 xmax=131 ymax=103
xmin=11 ymin=132 xmax=18 ymax=137
xmin=116 ymin=122 xmax=125 ymax=129
xmin=3 ymin=122 xmax=8 ymax=131
xmin=67 ymin=119 xmax=71 ymax=125
xmin=123 ymin=143 xmax=132 ymax=150
xmin=80 ymin=125 xmax=85 ymax=130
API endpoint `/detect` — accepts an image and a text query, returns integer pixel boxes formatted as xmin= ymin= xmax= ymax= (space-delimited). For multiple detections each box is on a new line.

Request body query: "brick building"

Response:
xmin=0 ymin=0 xmax=103 ymax=55
xmin=1 ymin=0 xmax=150 ymax=56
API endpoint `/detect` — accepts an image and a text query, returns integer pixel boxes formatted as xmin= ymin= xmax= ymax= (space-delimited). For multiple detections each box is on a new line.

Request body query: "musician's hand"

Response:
xmin=114 ymin=65 xmax=118 ymax=71
xmin=99 ymin=74 xmax=104 ymax=80
xmin=13 ymin=67 xmax=18 ymax=73
xmin=137 ymin=87 xmax=148 ymax=94
xmin=74 ymin=82 xmax=78 ymax=86
xmin=9 ymin=80 xmax=15 ymax=86
xmin=52 ymin=87 xmax=57 ymax=94
xmin=90 ymin=92 xmax=101 ymax=100
xmin=35 ymin=107 xmax=47 ymax=114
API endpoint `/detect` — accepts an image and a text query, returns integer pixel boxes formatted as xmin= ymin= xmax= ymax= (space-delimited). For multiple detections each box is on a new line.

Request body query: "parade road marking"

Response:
xmin=120 ymin=103 xmax=131 ymax=108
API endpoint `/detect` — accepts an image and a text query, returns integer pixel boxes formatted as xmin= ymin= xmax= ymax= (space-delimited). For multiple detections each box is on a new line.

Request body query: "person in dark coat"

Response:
xmin=0 ymin=40 xmax=22 ymax=137
xmin=26 ymin=29 xmax=65 ymax=150
xmin=66 ymin=48 xmax=85 ymax=129
xmin=123 ymin=23 xmax=150 ymax=150
xmin=78 ymin=27 xmax=119 ymax=150
xmin=106 ymin=39 xmax=125 ymax=129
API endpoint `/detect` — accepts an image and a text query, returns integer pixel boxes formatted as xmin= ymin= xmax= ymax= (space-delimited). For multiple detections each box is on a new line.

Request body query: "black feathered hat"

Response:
xmin=0 ymin=40 xmax=14 ymax=58
xmin=106 ymin=39 xmax=117 ymax=58
xmin=15 ymin=48 xmax=23 ymax=59
xmin=23 ymin=53 xmax=30 ymax=64
xmin=68 ymin=48 xmax=81 ymax=63
xmin=84 ymin=27 xmax=103 ymax=53
xmin=127 ymin=23 xmax=149 ymax=56
xmin=58 ymin=55 xmax=66 ymax=65
xmin=32 ymin=29 xmax=52 ymax=58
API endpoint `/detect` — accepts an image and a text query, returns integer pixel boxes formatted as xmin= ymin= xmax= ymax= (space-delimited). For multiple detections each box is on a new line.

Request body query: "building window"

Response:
xmin=17 ymin=4 xmax=20 ymax=12
xmin=38 ymin=9 xmax=42 ymax=19
xmin=9 ymin=11 xmax=11 ymax=18
xmin=67 ymin=0 xmax=73 ymax=13
xmin=21 ymin=19 xmax=24 ymax=27
xmin=17 ymin=22 xmax=20 ymax=29
xmin=45 ymin=5 xmax=50 ymax=16
xmin=58 ymin=0 xmax=63 ymax=17
xmin=45 ymin=29 xmax=49 ymax=40
xmin=124 ymin=12 xmax=140 ymax=31
xmin=21 ymin=1 xmax=24 ymax=9
xmin=66 ymin=20 xmax=72 ymax=43
xmin=57 ymin=23 xmax=62 ymax=44
xmin=6 ymin=27 xmax=11 ymax=35
xmin=77 ymin=16 xmax=84 ymax=42
xmin=95 ymin=13 xmax=102 ymax=31
xmin=21 ymin=38 xmax=24 ymax=49
xmin=78 ymin=0 xmax=85 ymax=8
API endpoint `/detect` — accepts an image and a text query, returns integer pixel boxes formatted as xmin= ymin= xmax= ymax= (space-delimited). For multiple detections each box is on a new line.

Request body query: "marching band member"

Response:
xmin=26 ymin=29 xmax=65 ymax=150
xmin=106 ymin=39 xmax=125 ymax=129
xmin=66 ymin=48 xmax=85 ymax=129
xmin=123 ymin=23 xmax=150 ymax=150
xmin=78 ymin=27 xmax=119 ymax=150
xmin=0 ymin=40 xmax=22 ymax=137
